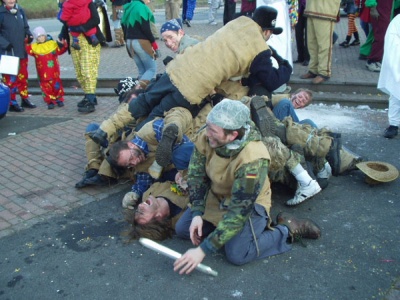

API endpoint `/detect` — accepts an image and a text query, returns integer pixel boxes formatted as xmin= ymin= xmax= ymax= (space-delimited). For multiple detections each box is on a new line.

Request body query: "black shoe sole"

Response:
xmin=81 ymin=174 xmax=117 ymax=187
xmin=326 ymin=133 xmax=342 ymax=176
xmin=156 ymin=124 xmax=178 ymax=167
xmin=21 ymin=101 xmax=37 ymax=108
xmin=9 ymin=106 xmax=24 ymax=112
xmin=250 ymin=96 xmax=276 ymax=137
xmin=383 ymin=132 xmax=398 ymax=139
xmin=78 ymin=106 xmax=95 ymax=113
xmin=75 ymin=169 xmax=99 ymax=188
xmin=77 ymin=98 xmax=97 ymax=108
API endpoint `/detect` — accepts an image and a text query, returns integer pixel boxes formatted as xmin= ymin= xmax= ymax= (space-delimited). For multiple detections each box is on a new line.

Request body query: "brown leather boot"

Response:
xmin=276 ymin=212 xmax=321 ymax=243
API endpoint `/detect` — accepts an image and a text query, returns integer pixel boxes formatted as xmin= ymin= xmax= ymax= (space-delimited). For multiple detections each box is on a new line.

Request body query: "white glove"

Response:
xmin=148 ymin=161 xmax=163 ymax=179
xmin=122 ymin=191 xmax=139 ymax=209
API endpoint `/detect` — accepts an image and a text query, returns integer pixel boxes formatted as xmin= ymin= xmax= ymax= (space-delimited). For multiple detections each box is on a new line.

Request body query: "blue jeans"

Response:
xmin=360 ymin=20 xmax=371 ymax=38
xmin=126 ymin=39 xmax=156 ymax=81
xmin=273 ymin=99 xmax=318 ymax=128
xmin=175 ymin=205 xmax=291 ymax=266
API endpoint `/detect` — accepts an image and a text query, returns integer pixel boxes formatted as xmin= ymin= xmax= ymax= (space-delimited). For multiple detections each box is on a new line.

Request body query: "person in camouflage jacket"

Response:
xmin=173 ymin=99 xmax=321 ymax=274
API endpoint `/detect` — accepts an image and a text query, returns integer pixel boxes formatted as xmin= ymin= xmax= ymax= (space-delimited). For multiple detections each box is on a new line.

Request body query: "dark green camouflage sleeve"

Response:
xmin=200 ymin=158 xmax=269 ymax=254
xmin=187 ymin=147 xmax=211 ymax=217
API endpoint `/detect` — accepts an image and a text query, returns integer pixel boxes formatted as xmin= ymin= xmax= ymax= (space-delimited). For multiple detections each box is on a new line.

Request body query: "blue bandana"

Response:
xmin=160 ymin=18 xmax=183 ymax=34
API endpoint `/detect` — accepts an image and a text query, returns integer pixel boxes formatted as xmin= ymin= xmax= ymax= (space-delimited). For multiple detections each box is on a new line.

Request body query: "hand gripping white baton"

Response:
xmin=139 ymin=238 xmax=218 ymax=277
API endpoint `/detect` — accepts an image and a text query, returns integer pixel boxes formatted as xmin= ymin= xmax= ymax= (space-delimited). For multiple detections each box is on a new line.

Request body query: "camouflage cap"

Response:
xmin=207 ymin=99 xmax=250 ymax=130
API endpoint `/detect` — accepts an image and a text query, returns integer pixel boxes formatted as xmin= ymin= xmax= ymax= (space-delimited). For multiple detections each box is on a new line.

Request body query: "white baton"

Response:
xmin=139 ymin=238 xmax=218 ymax=277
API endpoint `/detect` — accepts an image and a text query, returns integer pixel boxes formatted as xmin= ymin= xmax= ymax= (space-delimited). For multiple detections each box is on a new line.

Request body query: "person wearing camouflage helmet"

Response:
xmin=173 ymin=99 xmax=321 ymax=274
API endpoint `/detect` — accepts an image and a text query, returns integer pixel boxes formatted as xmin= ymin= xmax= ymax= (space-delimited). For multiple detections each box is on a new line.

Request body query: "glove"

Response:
xmin=370 ymin=7 xmax=379 ymax=19
xmin=269 ymin=46 xmax=285 ymax=65
xmin=210 ymin=93 xmax=224 ymax=106
xmin=5 ymin=43 xmax=12 ymax=51
xmin=163 ymin=55 xmax=173 ymax=66
xmin=279 ymin=59 xmax=291 ymax=68
xmin=154 ymin=49 xmax=161 ymax=59
xmin=148 ymin=161 xmax=163 ymax=179
xmin=87 ymin=128 xmax=108 ymax=148
xmin=57 ymin=40 xmax=64 ymax=49
xmin=122 ymin=191 xmax=140 ymax=209
xmin=151 ymin=42 xmax=161 ymax=59
xmin=26 ymin=35 xmax=34 ymax=44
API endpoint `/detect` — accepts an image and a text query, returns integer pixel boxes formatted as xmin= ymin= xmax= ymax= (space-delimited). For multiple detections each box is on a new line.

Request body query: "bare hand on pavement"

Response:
xmin=173 ymin=247 xmax=206 ymax=275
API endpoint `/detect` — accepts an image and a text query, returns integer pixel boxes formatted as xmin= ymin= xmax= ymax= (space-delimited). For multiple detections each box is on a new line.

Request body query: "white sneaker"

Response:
xmin=366 ymin=61 xmax=381 ymax=72
xmin=317 ymin=162 xmax=332 ymax=179
xmin=210 ymin=21 xmax=218 ymax=25
xmin=286 ymin=180 xmax=322 ymax=206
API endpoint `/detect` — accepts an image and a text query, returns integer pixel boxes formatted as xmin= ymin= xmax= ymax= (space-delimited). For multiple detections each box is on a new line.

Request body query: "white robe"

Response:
xmin=378 ymin=14 xmax=400 ymax=100
xmin=378 ymin=15 xmax=400 ymax=126
xmin=256 ymin=0 xmax=293 ymax=67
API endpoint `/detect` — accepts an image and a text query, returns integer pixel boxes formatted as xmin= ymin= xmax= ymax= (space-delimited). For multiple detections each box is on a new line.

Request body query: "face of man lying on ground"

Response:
xmin=290 ymin=90 xmax=311 ymax=109
xmin=135 ymin=195 xmax=169 ymax=225
xmin=135 ymin=171 xmax=187 ymax=225
xmin=117 ymin=143 xmax=146 ymax=168
xmin=161 ymin=29 xmax=184 ymax=53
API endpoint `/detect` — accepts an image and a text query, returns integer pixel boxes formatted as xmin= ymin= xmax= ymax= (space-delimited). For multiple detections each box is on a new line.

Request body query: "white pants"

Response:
xmin=388 ymin=94 xmax=400 ymax=126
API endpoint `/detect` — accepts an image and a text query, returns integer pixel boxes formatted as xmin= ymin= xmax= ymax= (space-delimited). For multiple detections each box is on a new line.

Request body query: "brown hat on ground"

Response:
xmin=356 ymin=161 xmax=399 ymax=184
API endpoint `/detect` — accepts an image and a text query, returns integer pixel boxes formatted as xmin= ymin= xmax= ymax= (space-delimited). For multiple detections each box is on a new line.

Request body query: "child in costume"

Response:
xmin=26 ymin=27 xmax=68 ymax=109
xmin=59 ymin=0 xmax=99 ymax=50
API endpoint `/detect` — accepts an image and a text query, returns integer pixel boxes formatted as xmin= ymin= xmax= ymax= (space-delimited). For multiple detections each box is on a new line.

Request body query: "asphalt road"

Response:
xmin=0 ymin=107 xmax=399 ymax=299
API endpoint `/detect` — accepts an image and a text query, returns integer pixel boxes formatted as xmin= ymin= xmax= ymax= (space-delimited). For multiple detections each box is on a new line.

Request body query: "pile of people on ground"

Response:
xmin=74 ymin=7 xmax=370 ymax=274
xmin=1 ymin=0 xmax=399 ymax=275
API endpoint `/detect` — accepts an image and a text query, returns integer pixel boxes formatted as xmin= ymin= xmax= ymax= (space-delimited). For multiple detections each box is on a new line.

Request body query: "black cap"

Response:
xmin=252 ymin=6 xmax=283 ymax=35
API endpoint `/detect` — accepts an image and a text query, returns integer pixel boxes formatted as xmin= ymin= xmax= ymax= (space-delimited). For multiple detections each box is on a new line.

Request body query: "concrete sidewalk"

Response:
xmin=28 ymin=12 xmax=383 ymax=88
xmin=26 ymin=12 xmax=388 ymax=107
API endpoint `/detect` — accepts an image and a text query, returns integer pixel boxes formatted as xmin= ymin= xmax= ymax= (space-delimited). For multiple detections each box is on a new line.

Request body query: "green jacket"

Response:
xmin=188 ymin=123 xmax=272 ymax=254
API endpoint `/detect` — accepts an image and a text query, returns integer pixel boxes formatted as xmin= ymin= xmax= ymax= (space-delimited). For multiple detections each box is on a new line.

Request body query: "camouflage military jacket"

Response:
xmin=188 ymin=124 xmax=271 ymax=254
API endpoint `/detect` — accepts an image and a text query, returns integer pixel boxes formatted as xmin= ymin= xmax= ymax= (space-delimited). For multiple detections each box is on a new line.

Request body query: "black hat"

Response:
xmin=252 ymin=6 xmax=283 ymax=35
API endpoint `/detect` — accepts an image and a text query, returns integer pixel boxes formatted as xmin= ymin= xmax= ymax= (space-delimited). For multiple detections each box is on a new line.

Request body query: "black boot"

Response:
xmin=326 ymin=132 xmax=342 ymax=176
xmin=75 ymin=169 xmax=99 ymax=188
xmin=77 ymin=98 xmax=95 ymax=113
xmin=339 ymin=36 xmax=351 ymax=48
xmin=250 ymin=96 xmax=276 ymax=137
xmin=87 ymin=128 xmax=108 ymax=147
xmin=156 ymin=123 xmax=178 ymax=167
xmin=82 ymin=174 xmax=117 ymax=187
xmin=21 ymin=98 xmax=37 ymax=108
xmin=350 ymin=32 xmax=360 ymax=46
xmin=9 ymin=103 xmax=24 ymax=112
